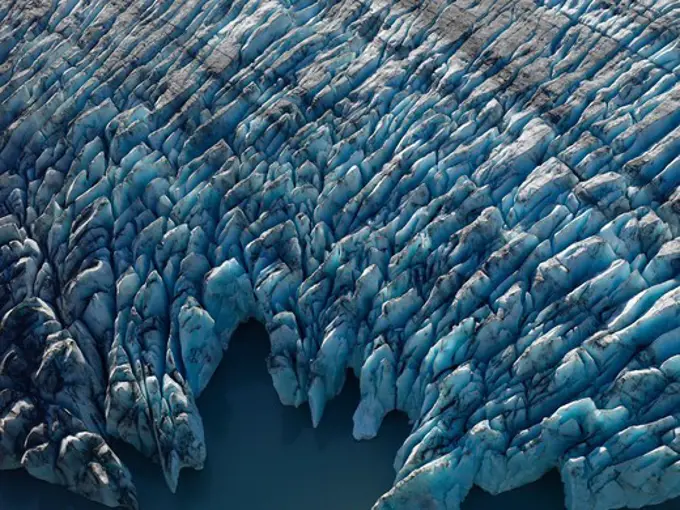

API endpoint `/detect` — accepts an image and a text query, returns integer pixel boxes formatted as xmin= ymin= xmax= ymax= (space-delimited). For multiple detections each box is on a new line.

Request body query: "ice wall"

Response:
xmin=1 ymin=0 xmax=680 ymax=509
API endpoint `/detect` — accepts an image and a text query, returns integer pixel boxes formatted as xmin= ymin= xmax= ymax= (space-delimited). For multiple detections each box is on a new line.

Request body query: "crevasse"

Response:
xmin=1 ymin=0 xmax=680 ymax=509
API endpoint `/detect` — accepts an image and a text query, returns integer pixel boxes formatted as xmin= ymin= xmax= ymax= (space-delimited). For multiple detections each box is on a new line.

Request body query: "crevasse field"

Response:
xmin=2 ymin=1 xmax=680 ymax=509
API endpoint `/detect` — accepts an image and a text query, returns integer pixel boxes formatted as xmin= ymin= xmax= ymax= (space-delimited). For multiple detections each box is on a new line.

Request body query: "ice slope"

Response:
xmin=1 ymin=0 xmax=680 ymax=508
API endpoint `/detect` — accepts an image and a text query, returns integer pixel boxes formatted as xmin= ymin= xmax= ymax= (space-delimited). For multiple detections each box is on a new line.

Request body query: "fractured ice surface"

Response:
xmin=1 ymin=0 xmax=680 ymax=508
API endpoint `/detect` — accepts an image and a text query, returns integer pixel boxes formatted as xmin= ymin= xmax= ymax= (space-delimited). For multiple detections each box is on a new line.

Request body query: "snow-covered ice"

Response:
xmin=1 ymin=0 xmax=680 ymax=508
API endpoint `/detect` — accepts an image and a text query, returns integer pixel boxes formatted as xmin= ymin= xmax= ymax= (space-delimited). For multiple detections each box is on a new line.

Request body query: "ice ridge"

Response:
xmin=1 ymin=0 xmax=680 ymax=509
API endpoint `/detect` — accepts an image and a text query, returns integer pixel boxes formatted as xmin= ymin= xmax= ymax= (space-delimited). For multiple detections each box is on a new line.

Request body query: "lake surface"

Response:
xmin=0 ymin=321 xmax=677 ymax=510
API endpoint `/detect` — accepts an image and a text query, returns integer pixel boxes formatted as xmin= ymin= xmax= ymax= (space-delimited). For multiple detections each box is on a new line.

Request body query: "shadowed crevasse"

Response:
xmin=3 ymin=1 xmax=680 ymax=509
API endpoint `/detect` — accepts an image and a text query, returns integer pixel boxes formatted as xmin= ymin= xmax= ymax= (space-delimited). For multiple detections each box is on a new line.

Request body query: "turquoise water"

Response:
xmin=0 ymin=321 xmax=677 ymax=510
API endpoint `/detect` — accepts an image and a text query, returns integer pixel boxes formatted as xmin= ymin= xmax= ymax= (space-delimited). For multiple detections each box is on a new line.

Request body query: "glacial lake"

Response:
xmin=0 ymin=320 xmax=677 ymax=510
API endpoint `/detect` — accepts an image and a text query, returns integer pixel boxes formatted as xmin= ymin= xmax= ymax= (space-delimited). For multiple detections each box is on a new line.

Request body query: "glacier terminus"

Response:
xmin=2 ymin=0 xmax=680 ymax=509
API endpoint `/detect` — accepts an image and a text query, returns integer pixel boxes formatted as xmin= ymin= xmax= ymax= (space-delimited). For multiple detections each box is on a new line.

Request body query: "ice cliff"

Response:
xmin=1 ymin=0 xmax=680 ymax=508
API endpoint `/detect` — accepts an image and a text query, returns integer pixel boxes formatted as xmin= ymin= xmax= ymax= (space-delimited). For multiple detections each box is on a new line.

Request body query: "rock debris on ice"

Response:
xmin=1 ymin=0 xmax=680 ymax=509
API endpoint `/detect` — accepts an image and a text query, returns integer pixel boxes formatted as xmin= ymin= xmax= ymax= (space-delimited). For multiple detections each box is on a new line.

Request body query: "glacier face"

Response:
xmin=1 ymin=0 xmax=680 ymax=508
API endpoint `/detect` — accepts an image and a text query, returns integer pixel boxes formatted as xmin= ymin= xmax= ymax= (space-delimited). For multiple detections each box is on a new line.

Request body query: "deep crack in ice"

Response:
xmin=2 ymin=0 xmax=680 ymax=509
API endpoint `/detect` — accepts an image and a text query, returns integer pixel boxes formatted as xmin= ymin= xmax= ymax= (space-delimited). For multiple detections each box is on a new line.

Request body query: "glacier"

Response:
xmin=1 ymin=0 xmax=680 ymax=508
